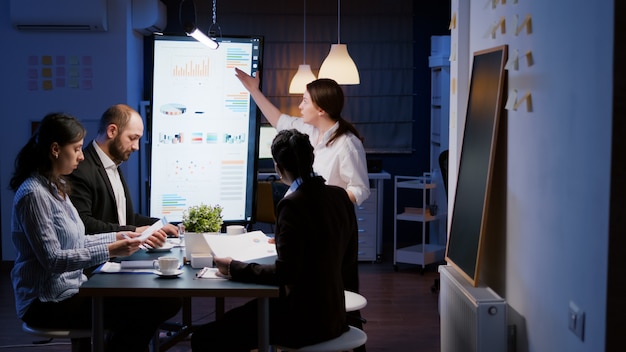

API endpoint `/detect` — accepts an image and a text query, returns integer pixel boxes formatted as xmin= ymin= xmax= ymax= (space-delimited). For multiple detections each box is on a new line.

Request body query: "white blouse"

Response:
xmin=277 ymin=114 xmax=370 ymax=205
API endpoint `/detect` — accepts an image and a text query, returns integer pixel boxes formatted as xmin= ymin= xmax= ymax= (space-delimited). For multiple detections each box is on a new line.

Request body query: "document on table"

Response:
xmin=96 ymin=261 xmax=156 ymax=274
xmin=195 ymin=267 xmax=225 ymax=279
xmin=203 ymin=230 xmax=277 ymax=262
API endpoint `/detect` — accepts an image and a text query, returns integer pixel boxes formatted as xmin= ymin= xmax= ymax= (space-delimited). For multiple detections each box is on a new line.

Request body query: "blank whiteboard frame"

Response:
xmin=445 ymin=45 xmax=508 ymax=287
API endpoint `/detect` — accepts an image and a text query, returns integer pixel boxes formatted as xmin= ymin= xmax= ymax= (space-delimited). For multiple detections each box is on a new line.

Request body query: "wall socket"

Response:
xmin=568 ymin=301 xmax=585 ymax=341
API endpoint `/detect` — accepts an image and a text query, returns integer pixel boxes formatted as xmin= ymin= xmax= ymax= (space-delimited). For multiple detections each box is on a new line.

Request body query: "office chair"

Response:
xmin=439 ymin=149 xmax=449 ymax=195
xmin=255 ymin=181 xmax=277 ymax=231
xmin=431 ymin=149 xmax=449 ymax=293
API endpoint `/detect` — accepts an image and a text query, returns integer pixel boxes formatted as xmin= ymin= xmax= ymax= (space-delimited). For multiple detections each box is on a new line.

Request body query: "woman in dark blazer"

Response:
xmin=191 ymin=129 xmax=359 ymax=351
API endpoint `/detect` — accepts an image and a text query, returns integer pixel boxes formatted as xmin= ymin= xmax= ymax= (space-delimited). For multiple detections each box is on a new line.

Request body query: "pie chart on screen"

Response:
xmin=160 ymin=103 xmax=187 ymax=115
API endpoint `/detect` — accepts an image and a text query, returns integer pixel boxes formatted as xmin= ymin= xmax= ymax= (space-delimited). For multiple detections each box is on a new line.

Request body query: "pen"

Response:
xmin=196 ymin=267 xmax=208 ymax=278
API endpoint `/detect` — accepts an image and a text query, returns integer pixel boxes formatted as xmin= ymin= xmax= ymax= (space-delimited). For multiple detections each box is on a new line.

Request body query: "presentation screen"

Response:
xmin=149 ymin=35 xmax=263 ymax=224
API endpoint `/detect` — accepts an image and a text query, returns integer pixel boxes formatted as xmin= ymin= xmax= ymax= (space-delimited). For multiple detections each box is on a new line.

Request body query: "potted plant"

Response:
xmin=181 ymin=203 xmax=224 ymax=233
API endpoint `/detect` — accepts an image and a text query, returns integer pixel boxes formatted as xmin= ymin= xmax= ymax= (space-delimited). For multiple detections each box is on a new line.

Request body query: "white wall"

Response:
xmin=0 ymin=0 xmax=147 ymax=260
xmin=450 ymin=0 xmax=612 ymax=351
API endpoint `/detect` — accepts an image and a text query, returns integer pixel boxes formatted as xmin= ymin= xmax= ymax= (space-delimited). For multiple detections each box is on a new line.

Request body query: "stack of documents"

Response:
xmin=204 ymin=230 xmax=277 ymax=262
xmin=96 ymin=261 xmax=156 ymax=274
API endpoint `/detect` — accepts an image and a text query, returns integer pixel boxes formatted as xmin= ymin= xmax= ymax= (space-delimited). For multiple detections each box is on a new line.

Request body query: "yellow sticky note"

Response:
xmin=516 ymin=14 xmax=532 ymax=36
xmin=525 ymin=51 xmax=534 ymax=67
xmin=42 ymin=80 xmax=53 ymax=90
xmin=451 ymin=78 xmax=457 ymax=95
xmin=484 ymin=21 xmax=498 ymax=39
xmin=505 ymin=49 xmax=519 ymax=71
xmin=499 ymin=16 xmax=506 ymax=34
xmin=450 ymin=44 xmax=457 ymax=62
xmin=450 ymin=12 xmax=457 ymax=30
xmin=514 ymin=91 xmax=533 ymax=112
xmin=41 ymin=56 xmax=52 ymax=65
xmin=41 ymin=68 xmax=52 ymax=78
xmin=505 ymin=89 xmax=517 ymax=111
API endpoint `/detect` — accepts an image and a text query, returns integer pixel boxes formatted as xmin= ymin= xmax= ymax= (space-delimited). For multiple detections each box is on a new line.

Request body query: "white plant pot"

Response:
xmin=183 ymin=232 xmax=218 ymax=262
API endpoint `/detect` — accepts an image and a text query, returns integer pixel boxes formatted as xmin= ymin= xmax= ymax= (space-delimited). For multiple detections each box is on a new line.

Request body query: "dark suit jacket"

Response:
xmin=67 ymin=142 xmax=156 ymax=234
xmin=230 ymin=176 xmax=359 ymax=348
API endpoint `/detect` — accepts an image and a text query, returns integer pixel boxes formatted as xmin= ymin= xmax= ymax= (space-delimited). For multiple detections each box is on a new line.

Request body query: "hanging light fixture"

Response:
xmin=185 ymin=23 xmax=218 ymax=49
xmin=182 ymin=0 xmax=219 ymax=50
xmin=318 ymin=0 xmax=360 ymax=84
xmin=289 ymin=0 xmax=317 ymax=94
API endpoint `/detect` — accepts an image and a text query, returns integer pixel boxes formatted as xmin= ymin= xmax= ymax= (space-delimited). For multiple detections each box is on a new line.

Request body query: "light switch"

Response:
xmin=568 ymin=301 xmax=585 ymax=341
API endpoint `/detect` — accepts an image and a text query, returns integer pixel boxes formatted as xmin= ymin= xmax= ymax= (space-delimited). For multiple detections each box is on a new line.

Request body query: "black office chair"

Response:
xmin=431 ymin=150 xmax=448 ymax=293
xmin=439 ymin=150 xmax=449 ymax=196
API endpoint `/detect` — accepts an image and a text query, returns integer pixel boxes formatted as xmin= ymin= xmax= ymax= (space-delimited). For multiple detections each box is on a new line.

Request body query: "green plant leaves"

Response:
xmin=181 ymin=203 xmax=223 ymax=233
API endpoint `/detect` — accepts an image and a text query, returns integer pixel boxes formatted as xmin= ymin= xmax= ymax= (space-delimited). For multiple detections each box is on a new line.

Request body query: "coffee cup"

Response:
xmin=226 ymin=225 xmax=246 ymax=235
xmin=153 ymin=256 xmax=180 ymax=275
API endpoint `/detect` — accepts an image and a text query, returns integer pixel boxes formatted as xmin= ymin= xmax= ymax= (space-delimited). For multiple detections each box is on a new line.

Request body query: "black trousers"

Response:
xmin=23 ymin=295 xmax=182 ymax=352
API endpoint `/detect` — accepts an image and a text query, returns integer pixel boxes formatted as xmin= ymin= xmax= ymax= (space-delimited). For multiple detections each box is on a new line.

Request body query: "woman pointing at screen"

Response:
xmin=235 ymin=67 xmax=370 ymax=205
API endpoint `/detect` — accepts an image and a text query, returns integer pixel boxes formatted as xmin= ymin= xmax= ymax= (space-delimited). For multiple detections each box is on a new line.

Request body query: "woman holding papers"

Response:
xmin=9 ymin=113 xmax=181 ymax=352
xmin=191 ymin=129 xmax=360 ymax=350
xmin=235 ymin=67 xmax=370 ymax=206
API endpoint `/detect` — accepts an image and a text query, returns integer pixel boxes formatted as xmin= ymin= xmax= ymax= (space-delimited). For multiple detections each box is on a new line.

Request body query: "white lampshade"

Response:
xmin=289 ymin=64 xmax=317 ymax=94
xmin=318 ymin=44 xmax=360 ymax=85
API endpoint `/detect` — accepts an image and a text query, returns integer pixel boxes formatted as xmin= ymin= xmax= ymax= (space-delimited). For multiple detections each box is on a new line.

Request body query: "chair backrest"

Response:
xmin=255 ymin=181 xmax=277 ymax=224
xmin=438 ymin=150 xmax=449 ymax=196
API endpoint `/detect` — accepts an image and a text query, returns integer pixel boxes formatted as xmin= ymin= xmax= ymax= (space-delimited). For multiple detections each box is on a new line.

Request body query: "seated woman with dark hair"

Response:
xmin=10 ymin=112 xmax=181 ymax=352
xmin=191 ymin=128 xmax=360 ymax=351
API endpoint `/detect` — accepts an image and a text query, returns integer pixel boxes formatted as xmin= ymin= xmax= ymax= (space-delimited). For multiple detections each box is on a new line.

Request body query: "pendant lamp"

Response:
xmin=182 ymin=0 xmax=219 ymax=50
xmin=289 ymin=0 xmax=317 ymax=94
xmin=318 ymin=0 xmax=360 ymax=84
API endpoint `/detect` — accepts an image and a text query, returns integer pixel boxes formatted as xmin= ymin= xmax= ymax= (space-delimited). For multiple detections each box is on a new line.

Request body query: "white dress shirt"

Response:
xmin=92 ymin=141 xmax=127 ymax=225
xmin=276 ymin=114 xmax=370 ymax=205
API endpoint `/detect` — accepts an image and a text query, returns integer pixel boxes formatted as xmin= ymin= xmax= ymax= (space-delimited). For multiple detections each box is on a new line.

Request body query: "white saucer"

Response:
xmin=146 ymin=243 xmax=174 ymax=253
xmin=154 ymin=269 xmax=183 ymax=278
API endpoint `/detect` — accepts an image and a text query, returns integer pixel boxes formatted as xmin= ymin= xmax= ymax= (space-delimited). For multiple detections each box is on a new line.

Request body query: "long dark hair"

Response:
xmin=271 ymin=129 xmax=315 ymax=182
xmin=306 ymin=78 xmax=363 ymax=145
xmin=10 ymin=113 xmax=86 ymax=194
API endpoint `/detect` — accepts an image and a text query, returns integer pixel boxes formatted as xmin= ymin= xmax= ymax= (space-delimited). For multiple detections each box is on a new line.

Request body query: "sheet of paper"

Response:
xmin=203 ymin=230 xmax=277 ymax=262
xmin=196 ymin=267 xmax=225 ymax=279
xmin=138 ymin=217 xmax=167 ymax=241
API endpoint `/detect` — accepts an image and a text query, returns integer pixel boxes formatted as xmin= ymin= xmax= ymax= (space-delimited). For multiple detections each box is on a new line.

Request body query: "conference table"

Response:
xmin=79 ymin=247 xmax=279 ymax=352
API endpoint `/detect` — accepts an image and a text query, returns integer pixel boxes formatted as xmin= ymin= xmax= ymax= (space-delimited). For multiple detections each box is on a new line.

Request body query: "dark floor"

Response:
xmin=0 ymin=249 xmax=441 ymax=352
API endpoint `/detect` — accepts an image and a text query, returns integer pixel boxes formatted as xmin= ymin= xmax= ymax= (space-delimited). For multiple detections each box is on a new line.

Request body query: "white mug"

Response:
xmin=153 ymin=256 xmax=179 ymax=275
xmin=226 ymin=225 xmax=246 ymax=235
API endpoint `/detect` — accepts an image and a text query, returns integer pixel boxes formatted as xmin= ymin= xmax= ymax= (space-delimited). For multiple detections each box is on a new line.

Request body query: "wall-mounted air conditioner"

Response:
xmin=10 ymin=0 xmax=108 ymax=32
xmin=132 ymin=0 xmax=167 ymax=36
